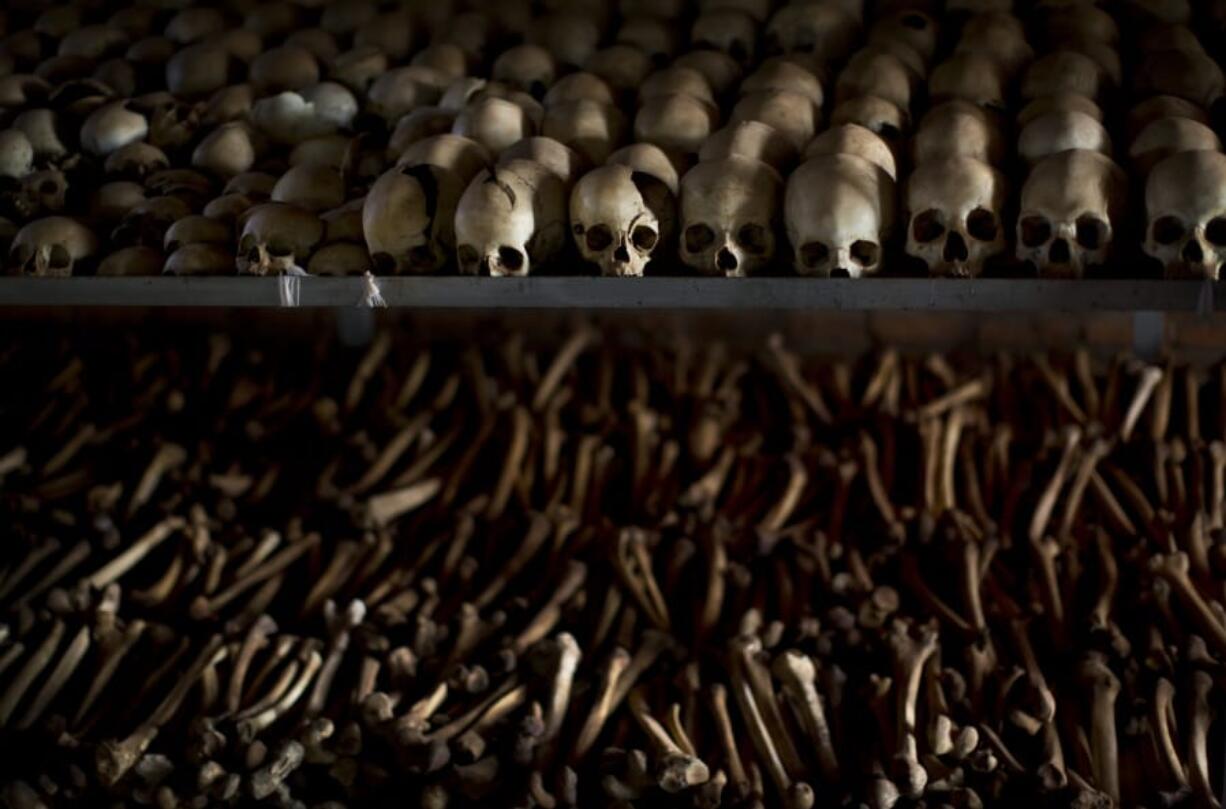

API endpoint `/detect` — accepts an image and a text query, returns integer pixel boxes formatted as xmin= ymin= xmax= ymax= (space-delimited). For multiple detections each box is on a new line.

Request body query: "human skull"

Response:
xmin=271 ymin=164 xmax=344 ymax=212
xmin=914 ymin=100 xmax=1004 ymax=164
xmin=701 ymin=121 xmax=798 ymax=173
xmin=1134 ymin=48 xmax=1226 ymax=109
xmin=585 ymin=45 xmax=654 ymax=95
xmin=410 ymin=44 xmax=468 ymax=82
xmin=740 ymin=59 xmax=825 ymax=109
xmin=1127 ymin=95 xmax=1207 ymax=141
xmin=542 ymin=100 xmax=627 ymax=165
xmin=836 ymin=50 xmax=914 ymax=111
xmin=764 ymin=3 xmax=860 ymax=67
xmin=98 ymin=245 xmax=165 ymax=276
xmin=492 ymin=45 xmax=557 ymax=99
xmin=367 ymin=67 xmax=445 ymax=122
xmin=529 ymin=11 xmax=602 ymax=69
xmin=111 ymin=195 xmax=192 ymax=247
xmin=616 ymin=16 xmax=680 ymax=64
xmin=1018 ymin=94 xmax=1103 ymax=128
xmin=249 ymin=45 xmax=320 ymax=93
xmin=641 ymin=67 xmax=717 ymax=107
xmin=0 ymin=129 xmax=33 ymax=180
xmin=165 ymin=43 xmax=229 ymax=96
xmin=8 ymin=217 xmax=99 ymax=276
xmin=804 ymin=124 xmax=897 ymax=180
xmin=80 ymin=101 xmax=148 ymax=156
xmin=13 ymin=169 xmax=68 ymax=220
xmin=1022 ymin=51 xmax=1105 ymax=102
xmin=1017 ymin=150 xmax=1126 ymax=278
xmin=634 ymin=93 xmax=718 ymax=155
xmin=455 ymin=159 xmax=568 ymax=276
xmin=929 ymin=52 xmax=1006 ymax=110
xmin=869 ymin=9 xmax=938 ymax=66
xmin=830 ymin=95 xmax=909 ymax=147
xmin=12 ymin=109 xmax=68 ymax=161
xmin=1129 ymin=117 xmax=1222 ymax=178
xmin=730 ymin=90 xmax=818 ymax=151
xmin=954 ymin=12 xmax=1034 ymax=80
xmin=164 ymin=214 xmax=230 ymax=253
xmin=1046 ymin=4 xmax=1119 ymax=45
xmin=1144 ymin=150 xmax=1226 ymax=279
xmin=673 ymin=50 xmax=743 ymax=96
xmin=679 ymin=155 xmax=782 ymax=277
xmin=607 ymin=143 xmax=681 ymax=194
xmin=452 ymin=97 xmax=533 ymax=156
xmin=544 ymin=72 xmax=616 ymax=108
xmin=1017 ymin=110 xmax=1112 ymax=166
xmin=905 ymin=157 xmax=1007 ymax=277
xmin=570 ymin=164 xmax=674 ymax=277
xmin=237 ymin=202 xmax=324 ymax=275
xmin=191 ymin=123 xmax=256 ymax=177
xmin=691 ymin=9 xmax=758 ymax=64
xmin=786 ymin=154 xmax=894 ymax=277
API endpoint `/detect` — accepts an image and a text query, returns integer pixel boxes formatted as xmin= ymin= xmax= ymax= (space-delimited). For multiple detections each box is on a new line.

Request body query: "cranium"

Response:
xmin=1129 ymin=117 xmax=1221 ymax=177
xmin=954 ymin=12 xmax=1034 ymax=79
xmin=249 ymin=45 xmax=320 ymax=93
xmin=804 ymin=123 xmax=897 ymax=180
xmin=570 ymin=164 xmax=675 ymax=276
xmin=111 ymin=196 xmax=192 ymax=247
xmin=36 ymin=7 xmax=83 ymax=38
xmin=165 ymin=43 xmax=229 ymax=96
xmin=80 ymin=101 xmax=148 ymax=156
xmin=544 ymin=72 xmax=616 ymax=108
xmin=12 ymin=109 xmax=67 ymax=161
xmin=310 ymin=200 xmax=369 ymax=276
xmin=641 ymin=67 xmax=717 ymax=107
xmin=701 ymin=121 xmax=798 ymax=173
xmin=1134 ymin=48 xmax=1225 ymax=109
xmin=290 ymin=135 xmax=350 ymax=169
xmin=1127 ymin=95 xmax=1207 ymax=141
xmin=191 ymin=123 xmax=256 ymax=178
xmin=673 ymin=50 xmax=743 ymax=96
xmin=95 ymin=59 xmax=138 ymax=98
xmin=679 ymin=155 xmax=782 ymax=277
xmin=741 ymin=59 xmax=825 ymax=109
xmin=452 ymin=97 xmax=534 ymax=156
xmin=831 ymin=95 xmax=909 ymax=147
xmin=355 ymin=10 xmax=415 ymax=60
xmin=270 ymin=164 xmax=344 ymax=212
xmin=244 ymin=3 xmax=300 ymax=38
xmin=529 ymin=11 xmax=602 ymax=69
xmin=499 ymin=137 xmax=585 ymax=186
xmin=321 ymin=0 xmax=375 ymax=35
xmin=929 ymin=52 xmax=1006 ymax=110
xmin=455 ymin=159 xmax=568 ymax=276
xmin=0 ymin=129 xmax=33 ymax=180
xmin=165 ymin=243 xmax=234 ymax=276
xmin=237 ymin=202 xmax=324 ymax=275
xmin=905 ymin=157 xmax=1008 ymax=277
xmin=868 ymin=9 xmax=938 ymax=66
xmin=616 ymin=16 xmax=680 ymax=64
xmin=1022 ymin=51 xmax=1105 ymax=101
xmin=60 ymin=25 xmax=130 ymax=60
xmin=634 ymin=93 xmax=718 ymax=155
xmin=225 ymin=172 xmax=277 ymax=200
xmin=764 ymin=3 xmax=860 ymax=66
xmin=608 ymin=143 xmax=681 ymax=194
xmin=691 ymin=9 xmax=758 ymax=64
xmin=1017 ymin=110 xmax=1111 ymax=166
xmin=13 ymin=170 xmax=68 ymax=220
xmin=410 ymin=44 xmax=468 ymax=81
xmin=127 ymin=37 xmax=176 ymax=68
xmin=367 ymin=67 xmax=446 ymax=121
xmin=8 ymin=217 xmax=99 ymax=277
xmin=203 ymin=84 xmax=254 ymax=125
xmin=164 ymin=215 xmax=230 ymax=252
xmin=91 ymin=181 xmax=147 ymax=225
xmin=730 ymin=90 xmax=818 ymax=151
xmin=1017 ymin=150 xmax=1126 ymax=278
xmin=209 ymin=28 xmax=263 ymax=64
xmin=492 ymin=45 xmax=557 ymax=99
xmin=786 ymin=154 xmax=894 ymax=277
xmin=434 ymin=11 xmax=494 ymax=66
xmin=287 ymin=29 xmax=341 ymax=64
xmin=389 ymin=108 xmax=457 ymax=157
xmin=914 ymin=101 xmax=1004 ymax=164
xmin=836 ymin=50 xmax=913 ymax=111
xmin=585 ymin=45 xmax=654 ymax=95
xmin=98 ymin=245 xmax=165 ymax=276
xmin=1128 ymin=0 xmax=1192 ymax=25
xmin=330 ymin=46 xmax=387 ymax=96
xmin=542 ymin=100 xmax=627 ymax=165
xmin=1144 ymin=150 xmax=1226 ymax=279
xmin=203 ymin=193 xmax=256 ymax=223
xmin=1018 ymin=94 xmax=1103 ymax=128
xmin=1046 ymin=4 xmax=1119 ymax=44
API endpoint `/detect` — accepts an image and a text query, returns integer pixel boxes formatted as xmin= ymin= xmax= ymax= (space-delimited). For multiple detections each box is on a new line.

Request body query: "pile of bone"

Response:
xmin=0 ymin=327 xmax=1225 ymax=808
xmin=7 ymin=0 xmax=1226 ymax=278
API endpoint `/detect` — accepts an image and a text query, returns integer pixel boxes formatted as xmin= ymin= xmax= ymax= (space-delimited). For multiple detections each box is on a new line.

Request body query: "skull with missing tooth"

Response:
xmin=9 ymin=217 xmax=99 ymax=276
xmin=570 ymin=164 xmax=674 ymax=277
xmin=679 ymin=155 xmax=782 ymax=277
xmin=455 ymin=159 xmax=567 ymax=276
xmin=237 ymin=202 xmax=324 ymax=275
xmin=906 ymin=157 xmax=1007 ymax=277
xmin=1144 ymin=150 xmax=1226 ymax=279
xmin=1017 ymin=150 xmax=1126 ymax=278
xmin=785 ymin=154 xmax=894 ymax=277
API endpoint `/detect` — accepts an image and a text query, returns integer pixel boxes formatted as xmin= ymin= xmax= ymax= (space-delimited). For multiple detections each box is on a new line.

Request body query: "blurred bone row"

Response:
xmin=1 ymin=328 xmax=1226 ymax=807
xmin=2 ymin=0 xmax=1226 ymax=279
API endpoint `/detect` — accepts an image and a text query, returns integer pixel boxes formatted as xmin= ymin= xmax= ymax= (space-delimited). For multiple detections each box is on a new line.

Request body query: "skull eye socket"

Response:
xmin=799 ymin=241 xmax=829 ymax=269
xmin=736 ymin=224 xmax=768 ymax=255
xmin=1076 ymin=216 xmax=1108 ymax=250
xmin=966 ymin=208 xmax=998 ymax=241
xmin=457 ymin=245 xmax=479 ymax=269
xmin=684 ymin=224 xmax=715 ymax=253
xmin=1206 ymin=217 xmax=1226 ymax=246
xmin=372 ymin=252 xmax=396 ymax=273
xmin=408 ymin=244 xmax=437 ymax=270
xmin=912 ymin=210 xmax=944 ymax=243
xmin=1152 ymin=216 xmax=1185 ymax=245
xmin=498 ymin=246 xmax=524 ymax=271
xmin=851 ymin=240 xmax=879 ymax=267
xmin=1020 ymin=216 xmax=1052 ymax=248
xmin=48 ymin=244 xmax=71 ymax=270
xmin=586 ymin=225 xmax=613 ymax=252
xmin=632 ymin=225 xmax=658 ymax=251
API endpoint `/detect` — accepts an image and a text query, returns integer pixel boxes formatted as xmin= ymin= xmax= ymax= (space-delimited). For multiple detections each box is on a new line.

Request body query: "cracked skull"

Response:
xmin=455 ymin=159 xmax=567 ymax=277
xmin=236 ymin=202 xmax=324 ymax=275
xmin=906 ymin=156 xmax=1007 ymax=277
xmin=1144 ymin=150 xmax=1226 ymax=279
xmin=1018 ymin=150 xmax=1127 ymax=278
xmin=570 ymin=164 xmax=674 ymax=277
xmin=679 ymin=155 xmax=782 ymax=277
xmin=786 ymin=153 xmax=894 ymax=277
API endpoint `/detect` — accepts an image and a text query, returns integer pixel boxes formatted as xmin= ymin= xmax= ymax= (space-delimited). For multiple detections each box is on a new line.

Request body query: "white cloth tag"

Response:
xmin=360 ymin=272 xmax=387 ymax=308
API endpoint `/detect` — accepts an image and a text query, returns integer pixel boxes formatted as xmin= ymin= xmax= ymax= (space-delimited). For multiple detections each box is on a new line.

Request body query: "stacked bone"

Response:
xmin=1 ymin=327 xmax=1226 ymax=807
xmin=6 ymin=0 xmax=1226 ymax=278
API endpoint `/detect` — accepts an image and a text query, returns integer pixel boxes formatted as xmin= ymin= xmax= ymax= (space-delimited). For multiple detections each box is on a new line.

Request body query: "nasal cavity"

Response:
xmin=1184 ymin=239 xmax=1205 ymax=263
xmin=944 ymin=232 xmax=969 ymax=263
xmin=1049 ymin=238 xmax=1070 ymax=264
xmin=831 ymin=267 xmax=851 ymax=278
xmin=717 ymin=247 xmax=738 ymax=272
xmin=614 ymin=245 xmax=630 ymax=263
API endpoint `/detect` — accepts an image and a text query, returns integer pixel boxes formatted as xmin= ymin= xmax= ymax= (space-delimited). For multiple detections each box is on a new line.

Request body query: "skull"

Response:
xmin=389 ymin=108 xmax=457 ymax=157
xmin=452 ymin=97 xmax=534 ymax=156
xmin=500 ymin=137 xmax=585 ymax=186
xmin=634 ymin=93 xmax=718 ymax=155
xmin=1017 ymin=150 xmax=1127 ymax=278
xmin=98 ymin=245 xmax=165 ymax=276
xmin=804 ymin=123 xmax=897 ymax=180
xmin=12 ymin=109 xmax=68 ymax=161
xmin=570 ymin=164 xmax=674 ymax=276
xmin=616 ymin=16 xmax=680 ymax=64
xmin=608 ymin=143 xmax=681 ymax=194
xmin=673 ymin=50 xmax=744 ymax=96
xmin=249 ymin=45 xmax=320 ymax=93
xmin=868 ymin=9 xmax=938 ymax=66
xmin=1134 ymin=48 xmax=1226 ymax=109
xmin=544 ymin=72 xmax=616 ymax=107
xmin=1129 ymin=117 xmax=1221 ymax=178
xmin=1127 ymin=95 xmax=1207 ymax=141
xmin=679 ymin=155 xmax=782 ymax=277
xmin=455 ymin=159 xmax=568 ymax=276
xmin=1144 ymin=150 xmax=1226 ymax=279
xmin=287 ymin=29 xmax=341 ymax=64
xmin=740 ymin=59 xmax=825 ymax=109
xmin=13 ymin=169 xmax=68 ymax=220
xmin=1018 ymin=94 xmax=1103 ymax=128
xmin=701 ymin=121 xmax=798 ymax=173
xmin=528 ymin=11 xmax=602 ymax=69
xmin=641 ymin=67 xmax=717 ymax=107
xmin=0 ymin=129 xmax=33 ymax=180
xmin=691 ymin=9 xmax=758 ymax=64
xmin=111 ymin=195 xmax=192 ymax=247
xmin=1017 ymin=110 xmax=1112 ymax=166
xmin=1046 ymin=5 xmax=1119 ymax=45
xmin=191 ymin=123 xmax=256 ymax=178
xmin=271 ymin=164 xmax=345 ymax=212
xmin=237 ymin=202 xmax=324 ymax=275
xmin=836 ymin=50 xmax=914 ymax=111
xmin=165 ymin=243 xmax=235 ymax=276
xmin=1022 ymin=51 xmax=1105 ymax=102
xmin=929 ymin=52 xmax=1006 ymax=110
xmin=764 ymin=3 xmax=860 ymax=67
xmin=914 ymin=100 xmax=1004 ymax=164
xmin=542 ymin=100 xmax=627 ymax=165
xmin=585 ymin=45 xmax=654 ymax=95
xmin=410 ymin=44 xmax=468 ymax=82
xmin=492 ymin=45 xmax=557 ymax=99
xmin=905 ymin=157 xmax=1007 ymax=277
xmin=831 ymin=95 xmax=909 ymax=148
xmin=786 ymin=154 xmax=894 ymax=277
xmin=730 ymin=90 xmax=818 ymax=151
xmin=367 ymin=67 xmax=446 ymax=122
xmin=289 ymin=135 xmax=350 ymax=170
xmin=165 ymin=43 xmax=230 ymax=97
xmin=79 ymin=101 xmax=148 ymax=156
xmin=8 ymin=217 xmax=99 ymax=276
xmin=164 ymin=214 xmax=230 ymax=252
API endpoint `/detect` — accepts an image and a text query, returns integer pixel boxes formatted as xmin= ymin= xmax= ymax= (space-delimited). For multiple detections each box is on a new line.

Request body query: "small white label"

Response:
xmin=278 ymin=274 xmax=301 ymax=307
